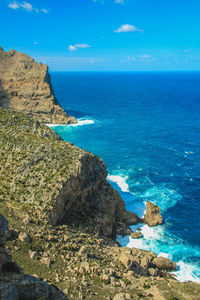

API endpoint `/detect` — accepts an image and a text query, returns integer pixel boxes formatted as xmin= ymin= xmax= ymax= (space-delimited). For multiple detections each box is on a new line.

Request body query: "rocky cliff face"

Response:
xmin=0 ymin=108 xmax=139 ymax=238
xmin=0 ymin=47 xmax=76 ymax=124
xmin=1 ymin=109 xmax=200 ymax=299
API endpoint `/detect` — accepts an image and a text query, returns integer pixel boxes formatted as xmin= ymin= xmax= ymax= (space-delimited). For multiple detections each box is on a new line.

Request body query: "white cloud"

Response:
xmin=41 ymin=8 xmax=48 ymax=14
xmin=69 ymin=45 xmax=77 ymax=52
xmin=115 ymin=0 xmax=124 ymax=3
xmin=20 ymin=1 xmax=33 ymax=11
xmin=115 ymin=24 xmax=144 ymax=33
xmin=8 ymin=1 xmax=48 ymax=13
xmin=127 ymin=56 xmax=136 ymax=61
xmin=139 ymin=55 xmax=151 ymax=58
xmin=8 ymin=1 xmax=19 ymax=9
xmin=75 ymin=44 xmax=90 ymax=49
xmin=69 ymin=44 xmax=91 ymax=51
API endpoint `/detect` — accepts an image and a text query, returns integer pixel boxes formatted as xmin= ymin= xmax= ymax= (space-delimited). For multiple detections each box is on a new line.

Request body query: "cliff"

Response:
xmin=1 ymin=108 xmax=200 ymax=299
xmin=0 ymin=108 xmax=139 ymax=237
xmin=0 ymin=47 xmax=76 ymax=124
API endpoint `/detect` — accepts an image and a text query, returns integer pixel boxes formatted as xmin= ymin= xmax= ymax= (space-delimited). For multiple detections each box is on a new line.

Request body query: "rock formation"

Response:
xmin=1 ymin=110 xmax=200 ymax=299
xmin=144 ymin=201 xmax=162 ymax=227
xmin=0 ymin=47 xmax=76 ymax=124
xmin=0 ymin=108 xmax=139 ymax=238
xmin=0 ymin=214 xmax=68 ymax=299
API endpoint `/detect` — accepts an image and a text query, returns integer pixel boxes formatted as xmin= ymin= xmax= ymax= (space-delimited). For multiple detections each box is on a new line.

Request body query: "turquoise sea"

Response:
xmin=49 ymin=71 xmax=200 ymax=283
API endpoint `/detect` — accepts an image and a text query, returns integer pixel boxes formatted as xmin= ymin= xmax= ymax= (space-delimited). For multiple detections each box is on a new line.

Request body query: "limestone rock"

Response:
xmin=144 ymin=201 xmax=162 ymax=227
xmin=130 ymin=231 xmax=143 ymax=239
xmin=18 ymin=233 xmax=30 ymax=243
xmin=0 ymin=215 xmax=67 ymax=299
xmin=152 ymin=257 xmax=177 ymax=271
xmin=0 ymin=47 xmax=76 ymax=125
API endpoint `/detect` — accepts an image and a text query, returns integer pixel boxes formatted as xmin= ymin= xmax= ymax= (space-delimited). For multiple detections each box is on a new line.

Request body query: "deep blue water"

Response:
xmin=50 ymin=72 xmax=200 ymax=282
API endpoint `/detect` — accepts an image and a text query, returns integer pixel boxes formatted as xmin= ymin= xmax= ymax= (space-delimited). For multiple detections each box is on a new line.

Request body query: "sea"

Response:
xmin=49 ymin=71 xmax=200 ymax=283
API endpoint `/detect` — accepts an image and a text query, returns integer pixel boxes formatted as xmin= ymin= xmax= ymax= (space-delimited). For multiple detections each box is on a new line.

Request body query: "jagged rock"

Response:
xmin=0 ymin=215 xmax=8 ymax=247
xmin=152 ymin=257 xmax=177 ymax=271
xmin=0 ymin=215 xmax=67 ymax=299
xmin=144 ymin=201 xmax=162 ymax=227
xmin=18 ymin=233 xmax=30 ymax=243
xmin=0 ymin=215 xmax=12 ymax=271
xmin=0 ymin=47 xmax=76 ymax=125
xmin=130 ymin=231 xmax=143 ymax=239
xmin=40 ymin=257 xmax=51 ymax=268
xmin=29 ymin=251 xmax=39 ymax=259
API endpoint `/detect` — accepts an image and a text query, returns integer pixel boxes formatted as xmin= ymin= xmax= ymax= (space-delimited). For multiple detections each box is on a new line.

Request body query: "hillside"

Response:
xmin=0 ymin=108 xmax=200 ymax=299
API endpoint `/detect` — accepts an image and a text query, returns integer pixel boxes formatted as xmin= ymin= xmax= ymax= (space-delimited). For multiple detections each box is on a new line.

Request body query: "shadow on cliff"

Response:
xmin=0 ymin=79 xmax=11 ymax=108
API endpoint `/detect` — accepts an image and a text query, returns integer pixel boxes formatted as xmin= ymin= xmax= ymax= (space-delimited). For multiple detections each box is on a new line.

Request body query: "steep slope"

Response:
xmin=0 ymin=108 xmax=139 ymax=237
xmin=1 ymin=109 xmax=200 ymax=299
xmin=0 ymin=47 xmax=76 ymax=124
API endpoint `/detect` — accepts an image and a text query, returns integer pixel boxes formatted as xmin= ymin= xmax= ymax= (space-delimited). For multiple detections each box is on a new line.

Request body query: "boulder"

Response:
xmin=130 ymin=231 xmax=143 ymax=239
xmin=151 ymin=257 xmax=177 ymax=271
xmin=144 ymin=201 xmax=162 ymax=227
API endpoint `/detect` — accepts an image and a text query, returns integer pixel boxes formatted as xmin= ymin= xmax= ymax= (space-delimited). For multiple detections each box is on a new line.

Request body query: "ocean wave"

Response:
xmin=172 ymin=261 xmax=200 ymax=283
xmin=46 ymin=118 xmax=95 ymax=128
xmin=107 ymin=174 xmax=129 ymax=192
xmin=140 ymin=186 xmax=182 ymax=211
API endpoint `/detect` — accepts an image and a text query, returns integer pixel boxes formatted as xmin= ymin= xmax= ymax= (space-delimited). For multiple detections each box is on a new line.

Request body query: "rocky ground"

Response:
xmin=0 ymin=108 xmax=200 ymax=299
xmin=0 ymin=47 xmax=76 ymax=124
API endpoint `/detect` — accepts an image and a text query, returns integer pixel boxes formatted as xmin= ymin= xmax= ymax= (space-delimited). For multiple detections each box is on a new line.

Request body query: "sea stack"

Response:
xmin=144 ymin=201 xmax=162 ymax=227
xmin=0 ymin=47 xmax=76 ymax=124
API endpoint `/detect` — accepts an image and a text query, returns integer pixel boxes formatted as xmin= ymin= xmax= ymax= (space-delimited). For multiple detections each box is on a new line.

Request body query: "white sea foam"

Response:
xmin=107 ymin=175 xmax=129 ymax=192
xmin=172 ymin=261 xmax=200 ymax=283
xmin=140 ymin=186 xmax=182 ymax=211
xmin=46 ymin=118 xmax=95 ymax=128
xmin=69 ymin=119 xmax=95 ymax=126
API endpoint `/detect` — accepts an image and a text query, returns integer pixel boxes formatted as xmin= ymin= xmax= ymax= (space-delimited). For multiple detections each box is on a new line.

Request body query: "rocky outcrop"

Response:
xmin=0 ymin=47 xmax=76 ymax=124
xmin=0 ymin=214 xmax=67 ymax=300
xmin=0 ymin=108 xmax=140 ymax=238
xmin=114 ymin=246 xmax=177 ymax=276
xmin=144 ymin=201 xmax=162 ymax=227
xmin=1 ymin=109 xmax=200 ymax=299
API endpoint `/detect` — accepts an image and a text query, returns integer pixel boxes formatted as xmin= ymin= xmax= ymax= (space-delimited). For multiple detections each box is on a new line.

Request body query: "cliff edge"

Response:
xmin=0 ymin=47 xmax=76 ymax=124
xmin=0 ymin=108 xmax=139 ymax=238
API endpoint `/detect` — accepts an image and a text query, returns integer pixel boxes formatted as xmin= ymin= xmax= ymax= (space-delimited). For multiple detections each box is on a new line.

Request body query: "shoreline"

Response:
xmin=49 ymin=119 xmax=200 ymax=284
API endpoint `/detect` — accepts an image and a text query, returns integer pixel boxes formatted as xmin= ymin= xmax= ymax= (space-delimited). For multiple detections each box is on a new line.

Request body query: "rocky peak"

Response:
xmin=0 ymin=47 xmax=76 ymax=124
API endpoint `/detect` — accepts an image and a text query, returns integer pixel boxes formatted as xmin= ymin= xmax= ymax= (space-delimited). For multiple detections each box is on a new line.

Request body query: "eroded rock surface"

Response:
xmin=144 ymin=201 xmax=162 ymax=227
xmin=0 ymin=108 xmax=140 ymax=237
xmin=0 ymin=47 xmax=76 ymax=124
xmin=0 ymin=214 xmax=67 ymax=300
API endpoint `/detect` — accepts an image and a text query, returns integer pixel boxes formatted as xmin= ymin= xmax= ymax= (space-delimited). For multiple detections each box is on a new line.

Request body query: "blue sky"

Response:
xmin=1 ymin=0 xmax=200 ymax=71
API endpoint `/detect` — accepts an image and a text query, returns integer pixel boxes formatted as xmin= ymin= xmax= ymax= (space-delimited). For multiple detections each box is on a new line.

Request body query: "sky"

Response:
xmin=1 ymin=0 xmax=200 ymax=71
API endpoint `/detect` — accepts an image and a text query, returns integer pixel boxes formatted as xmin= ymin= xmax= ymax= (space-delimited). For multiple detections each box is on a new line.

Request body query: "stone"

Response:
xmin=152 ymin=257 xmax=177 ymax=271
xmin=29 ymin=251 xmax=39 ymax=259
xmin=22 ymin=216 xmax=31 ymax=225
xmin=40 ymin=257 xmax=51 ymax=268
xmin=130 ymin=231 xmax=143 ymax=239
xmin=144 ymin=201 xmax=162 ymax=227
xmin=18 ymin=233 xmax=30 ymax=243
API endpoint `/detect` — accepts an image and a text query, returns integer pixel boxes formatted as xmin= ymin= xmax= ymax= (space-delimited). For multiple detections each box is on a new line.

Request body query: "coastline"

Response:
xmin=50 ymin=118 xmax=200 ymax=284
